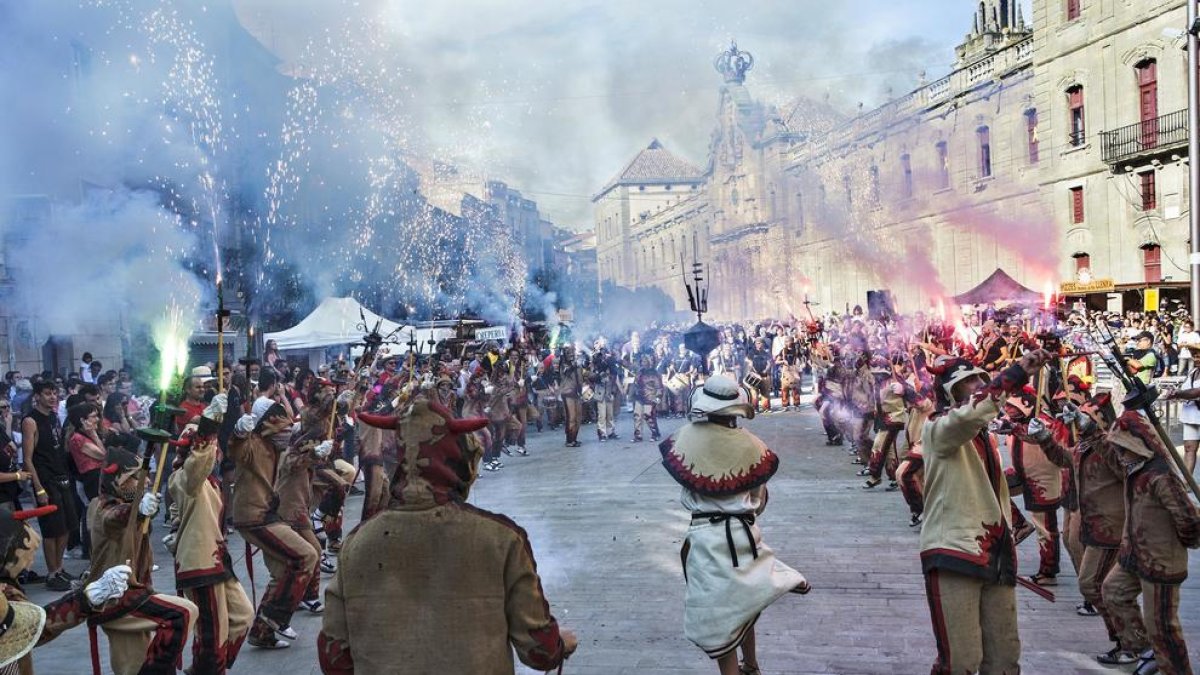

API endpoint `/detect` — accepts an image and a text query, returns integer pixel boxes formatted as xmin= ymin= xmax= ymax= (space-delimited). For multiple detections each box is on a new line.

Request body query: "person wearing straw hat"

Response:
xmin=0 ymin=593 xmax=46 ymax=674
xmin=920 ymin=349 xmax=1051 ymax=675
xmin=0 ymin=503 xmax=135 ymax=675
xmin=659 ymin=374 xmax=809 ymax=675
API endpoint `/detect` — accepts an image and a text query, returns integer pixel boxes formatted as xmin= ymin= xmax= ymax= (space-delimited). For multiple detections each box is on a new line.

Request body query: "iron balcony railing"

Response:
xmin=1100 ymin=108 xmax=1188 ymax=166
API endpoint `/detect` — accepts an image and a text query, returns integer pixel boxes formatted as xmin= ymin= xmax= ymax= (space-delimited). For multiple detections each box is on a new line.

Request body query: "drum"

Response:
xmin=666 ymin=374 xmax=689 ymax=395
xmin=581 ymin=385 xmax=595 ymax=402
xmin=743 ymin=372 xmax=764 ymax=390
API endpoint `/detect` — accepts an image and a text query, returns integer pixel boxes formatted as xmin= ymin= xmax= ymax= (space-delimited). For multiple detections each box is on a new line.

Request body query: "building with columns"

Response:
xmin=594 ymin=0 xmax=1192 ymax=319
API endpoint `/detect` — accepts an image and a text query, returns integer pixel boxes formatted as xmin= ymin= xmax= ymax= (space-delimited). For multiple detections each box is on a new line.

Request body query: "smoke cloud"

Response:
xmin=0 ymin=0 xmax=1033 ymax=337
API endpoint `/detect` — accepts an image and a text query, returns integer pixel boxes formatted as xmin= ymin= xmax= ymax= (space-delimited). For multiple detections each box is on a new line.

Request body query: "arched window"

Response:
xmin=1067 ymin=85 xmax=1085 ymax=146
xmin=1136 ymin=59 xmax=1158 ymax=148
xmin=900 ymin=154 xmax=913 ymax=198
xmin=935 ymin=141 xmax=950 ymax=189
xmin=977 ymin=126 xmax=992 ymax=178
xmin=1025 ymin=109 xmax=1039 ymax=164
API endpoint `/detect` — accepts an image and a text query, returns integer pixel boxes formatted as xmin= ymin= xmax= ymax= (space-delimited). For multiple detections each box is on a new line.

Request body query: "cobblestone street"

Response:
xmin=24 ymin=404 xmax=1200 ymax=674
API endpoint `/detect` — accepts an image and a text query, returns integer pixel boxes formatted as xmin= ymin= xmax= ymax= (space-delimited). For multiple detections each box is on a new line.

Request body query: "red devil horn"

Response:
xmin=358 ymin=412 xmax=400 ymax=430
xmin=102 ymin=462 xmax=120 ymax=475
xmin=13 ymin=505 xmax=58 ymax=520
xmin=446 ymin=417 xmax=489 ymax=434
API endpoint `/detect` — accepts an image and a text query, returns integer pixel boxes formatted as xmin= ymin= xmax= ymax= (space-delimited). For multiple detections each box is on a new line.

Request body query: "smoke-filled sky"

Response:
xmin=231 ymin=0 xmax=1030 ymax=227
xmin=0 ymin=0 xmax=1032 ymax=335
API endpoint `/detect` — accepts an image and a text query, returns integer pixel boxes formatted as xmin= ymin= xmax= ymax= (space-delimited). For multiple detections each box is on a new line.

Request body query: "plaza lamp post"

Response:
xmin=1189 ymin=0 xmax=1200 ymax=323
xmin=681 ymin=258 xmax=719 ymax=375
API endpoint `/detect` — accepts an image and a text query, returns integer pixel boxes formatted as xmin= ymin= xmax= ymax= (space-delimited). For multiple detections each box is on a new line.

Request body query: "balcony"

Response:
xmin=1100 ymin=108 xmax=1188 ymax=168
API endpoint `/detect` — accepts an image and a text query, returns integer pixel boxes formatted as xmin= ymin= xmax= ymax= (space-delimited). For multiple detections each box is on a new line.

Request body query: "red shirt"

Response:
xmin=68 ymin=432 xmax=104 ymax=475
xmin=175 ymin=400 xmax=207 ymax=431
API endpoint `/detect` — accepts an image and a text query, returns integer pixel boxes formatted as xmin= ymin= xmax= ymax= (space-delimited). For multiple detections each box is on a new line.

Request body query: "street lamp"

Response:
xmin=1188 ymin=0 xmax=1200 ymax=322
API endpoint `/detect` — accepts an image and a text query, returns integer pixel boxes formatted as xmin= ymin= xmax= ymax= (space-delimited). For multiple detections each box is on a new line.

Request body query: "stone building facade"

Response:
xmin=1033 ymin=0 xmax=1191 ymax=310
xmin=594 ymin=0 xmax=1193 ymax=319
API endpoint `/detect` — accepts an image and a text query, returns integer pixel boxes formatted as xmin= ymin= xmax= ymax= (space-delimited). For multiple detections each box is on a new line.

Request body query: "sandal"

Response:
xmin=739 ymin=663 xmax=761 ymax=675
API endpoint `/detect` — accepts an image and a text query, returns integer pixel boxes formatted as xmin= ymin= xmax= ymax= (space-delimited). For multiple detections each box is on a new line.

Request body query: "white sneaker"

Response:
xmin=300 ymin=599 xmax=325 ymax=614
xmin=320 ymin=553 xmax=337 ymax=574
xmin=276 ymin=625 xmax=299 ymax=641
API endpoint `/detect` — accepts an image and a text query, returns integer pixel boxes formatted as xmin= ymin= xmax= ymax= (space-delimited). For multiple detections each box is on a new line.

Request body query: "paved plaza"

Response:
xmin=23 ymin=405 xmax=1200 ymax=674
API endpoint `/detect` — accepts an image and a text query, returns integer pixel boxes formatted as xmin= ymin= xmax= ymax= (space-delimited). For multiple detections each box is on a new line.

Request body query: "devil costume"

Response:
xmin=318 ymin=397 xmax=570 ymax=674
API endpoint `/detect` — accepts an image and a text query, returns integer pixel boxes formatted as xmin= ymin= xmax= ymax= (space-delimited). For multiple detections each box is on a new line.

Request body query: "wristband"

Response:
xmin=35 ymin=489 xmax=46 ymax=496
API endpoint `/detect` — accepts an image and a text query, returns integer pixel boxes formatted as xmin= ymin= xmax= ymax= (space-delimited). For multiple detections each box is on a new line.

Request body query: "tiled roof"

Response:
xmin=597 ymin=139 xmax=703 ymax=197
xmin=778 ymin=97 xmax=847 ymax=135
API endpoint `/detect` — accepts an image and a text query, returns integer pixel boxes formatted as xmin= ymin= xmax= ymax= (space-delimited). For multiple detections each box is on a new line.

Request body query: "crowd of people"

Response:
xmin=0 ymin=299 xmax=1193 ymax=673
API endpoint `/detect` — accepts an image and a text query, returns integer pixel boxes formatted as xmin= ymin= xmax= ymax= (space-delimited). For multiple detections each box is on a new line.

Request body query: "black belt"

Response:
xmin=691 ymin=511 xmax=758 ymax=568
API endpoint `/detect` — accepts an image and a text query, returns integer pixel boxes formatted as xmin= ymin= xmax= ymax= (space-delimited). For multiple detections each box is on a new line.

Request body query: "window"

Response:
xmin=977 ymin=126 xmax=992 ymax=178
xmin=843 ymin=174 xmax=853 ymax=208
xmin=1139 ymin=170 xmax=1157 ymax=211
xmin=868 ymin=166 xmax=880 ymax=204
xmin=1143 ymin=245 xmax=1162 ymax=284
xmin=935 ymin=141 xmax=950 ymax=189
xmin=1067 ymin=86 xmax=1085 ymax=146
xmin=795 ymin=190 xmax=805 ymax=226
xmin=1066 ymin=0 xmax=1081 ymax=21
xmin=900 ymin=154 xmax=913 ymax=199
xmin=1074 ymin=253 xmax=1091 ymax=273
xmin=1025 ymin=109 xmax=1039 ymax=164
xmin=1136 ymin=60 xmax=1158 ymax=148
xmin=1070 ymin=186 xmax=1085 ymax=224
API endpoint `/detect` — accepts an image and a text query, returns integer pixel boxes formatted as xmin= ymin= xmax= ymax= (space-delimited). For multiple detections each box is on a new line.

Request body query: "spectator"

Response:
xmin=66 ymin=402 xmax=105 ymax=560
xmin=0 ymin=398 xmax=29 ymax=512
xmin=22 ymin=380 xmax=78 ymax=590
xmin=1178 ymin=320 xmax=1200 ymax=374
xmin=79 ymin=352 xmax=94 ymax=383
xmin=1125 ymin=331 xmax=1157 ymax=386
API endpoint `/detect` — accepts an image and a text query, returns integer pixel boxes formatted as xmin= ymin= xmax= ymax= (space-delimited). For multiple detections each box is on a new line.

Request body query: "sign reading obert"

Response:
xmin=1060 ymin=278 xmax=1115 ymax=294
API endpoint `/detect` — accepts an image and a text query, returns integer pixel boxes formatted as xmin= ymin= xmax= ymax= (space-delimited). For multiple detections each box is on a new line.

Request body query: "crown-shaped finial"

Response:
xmin=714 ymin=40 xmax=754 ymax=84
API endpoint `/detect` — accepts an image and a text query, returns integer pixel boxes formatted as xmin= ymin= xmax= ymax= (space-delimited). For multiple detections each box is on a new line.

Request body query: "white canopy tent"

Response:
xmin=264 ymin=297 xmax=409 ymax=350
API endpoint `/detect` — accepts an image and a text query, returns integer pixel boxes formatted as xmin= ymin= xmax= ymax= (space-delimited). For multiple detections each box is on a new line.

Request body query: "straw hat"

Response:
xmin=190 ymin=366 xmax=215 ymax=383
xmin=689 ymin=374 xmax=755 ymax=419
xmin=0 ymin=591 xmax=45 ymax=668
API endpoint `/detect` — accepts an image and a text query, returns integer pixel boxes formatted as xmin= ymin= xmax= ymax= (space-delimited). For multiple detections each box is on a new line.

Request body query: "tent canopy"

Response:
xmin=952 ymin=268 xmax=1042 ymax=306
xmin=265 ymin=297 xmax=409 ymax=350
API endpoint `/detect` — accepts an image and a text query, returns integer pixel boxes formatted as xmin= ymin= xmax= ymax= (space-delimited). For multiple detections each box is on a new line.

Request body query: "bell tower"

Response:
xmin=955 ymin=0 xmax=1030 ymax=65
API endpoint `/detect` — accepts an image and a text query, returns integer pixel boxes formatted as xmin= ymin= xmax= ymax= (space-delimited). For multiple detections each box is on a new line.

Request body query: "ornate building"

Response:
xmin=1033 ymin=0 xmax=1191 ymax=310
xmin=594 ymin=0 xmax=1192 ymax=319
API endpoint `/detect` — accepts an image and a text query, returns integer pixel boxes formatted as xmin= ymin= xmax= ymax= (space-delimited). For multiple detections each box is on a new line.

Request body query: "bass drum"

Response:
xmin=665 ymin=374 xmax=689 ymax=395
xmin=681 ymin=374 xmax=706 ymax=415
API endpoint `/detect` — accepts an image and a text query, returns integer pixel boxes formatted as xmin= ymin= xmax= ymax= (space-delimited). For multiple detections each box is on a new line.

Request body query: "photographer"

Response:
xmin=1124 ymin=331 xmax=1158 ymax=387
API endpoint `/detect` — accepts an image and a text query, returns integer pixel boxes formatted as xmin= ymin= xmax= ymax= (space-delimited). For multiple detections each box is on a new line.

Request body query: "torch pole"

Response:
xmin=216 ymin=278 xmax=225 ymax=393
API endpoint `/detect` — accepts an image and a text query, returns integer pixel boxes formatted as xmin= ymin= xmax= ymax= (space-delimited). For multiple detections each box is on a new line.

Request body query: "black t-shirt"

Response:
xmin=0 ymin=427 xmax=20 ymax=499
xmin=26 ymin=408 xmax=68 ymax=480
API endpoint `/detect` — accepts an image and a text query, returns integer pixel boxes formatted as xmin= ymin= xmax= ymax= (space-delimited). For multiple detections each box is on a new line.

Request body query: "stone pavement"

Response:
xmin=22 ymin=405 xmax=1200 ymax=674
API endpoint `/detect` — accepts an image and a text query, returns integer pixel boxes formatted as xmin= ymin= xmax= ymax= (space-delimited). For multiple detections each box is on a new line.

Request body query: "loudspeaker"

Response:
xmin=866 ymin=289 xmax=896 ymax=321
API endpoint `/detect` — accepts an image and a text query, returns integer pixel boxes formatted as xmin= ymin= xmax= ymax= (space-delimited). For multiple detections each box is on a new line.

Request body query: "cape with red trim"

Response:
xmin=659 ymin=421 xmax=779 ymax=497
